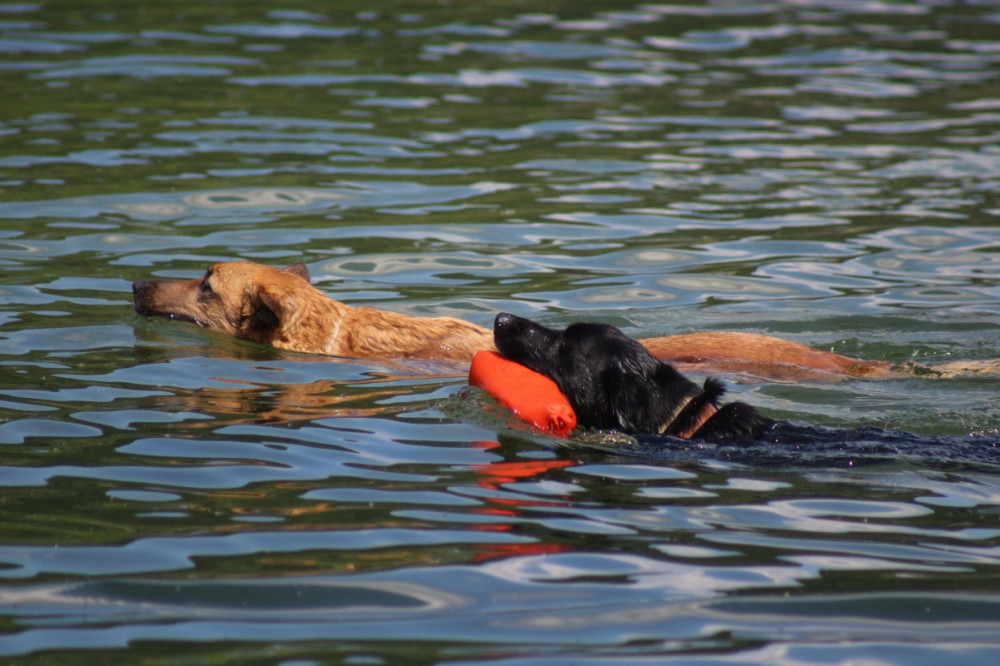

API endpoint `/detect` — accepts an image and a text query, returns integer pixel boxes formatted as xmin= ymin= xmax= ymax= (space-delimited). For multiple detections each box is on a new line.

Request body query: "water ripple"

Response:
xmin=3 ymin=0 xmax=1000 ymax=660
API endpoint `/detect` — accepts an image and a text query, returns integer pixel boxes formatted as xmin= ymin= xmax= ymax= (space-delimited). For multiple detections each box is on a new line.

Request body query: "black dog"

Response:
xmin=493 ymin=313 xmax=774 ymax=443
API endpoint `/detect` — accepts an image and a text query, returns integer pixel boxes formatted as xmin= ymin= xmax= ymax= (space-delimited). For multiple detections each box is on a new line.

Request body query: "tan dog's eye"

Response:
xmin=199 ymin=276 xmax=214 ymax=296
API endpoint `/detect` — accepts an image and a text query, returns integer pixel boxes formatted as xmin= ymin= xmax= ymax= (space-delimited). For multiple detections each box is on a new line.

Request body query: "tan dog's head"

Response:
xmin=132 ymin=261 xmax=316 ymax=347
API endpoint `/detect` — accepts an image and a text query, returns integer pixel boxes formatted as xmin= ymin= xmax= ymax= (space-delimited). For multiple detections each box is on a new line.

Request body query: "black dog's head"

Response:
xmin=493 ymin=313 xmax=725 ymax=435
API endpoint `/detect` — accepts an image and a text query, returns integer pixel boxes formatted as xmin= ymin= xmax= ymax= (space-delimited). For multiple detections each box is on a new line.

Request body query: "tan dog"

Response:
xmin=132 ymin=260 xmax=995 ymax=381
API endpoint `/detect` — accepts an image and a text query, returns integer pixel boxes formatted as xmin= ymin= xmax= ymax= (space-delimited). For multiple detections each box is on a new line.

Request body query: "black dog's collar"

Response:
xmin=658 ymin=378 xmax=727 ymax=439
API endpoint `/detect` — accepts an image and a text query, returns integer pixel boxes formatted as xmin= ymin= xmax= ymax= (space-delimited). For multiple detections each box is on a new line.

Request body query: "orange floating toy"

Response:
xmin=469 ymin=351 xmax=577 ymax=437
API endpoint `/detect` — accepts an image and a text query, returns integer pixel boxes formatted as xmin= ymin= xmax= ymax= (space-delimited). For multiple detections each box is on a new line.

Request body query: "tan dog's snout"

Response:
xmin=131 ymin=281 xmax=157 ymax=316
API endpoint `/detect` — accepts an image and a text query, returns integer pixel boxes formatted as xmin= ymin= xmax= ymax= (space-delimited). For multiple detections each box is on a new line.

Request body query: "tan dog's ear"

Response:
xmin=284 ymin=263 xmax=310 ymax=281
xmin=254 ymin=287 xmax=287 ymax=331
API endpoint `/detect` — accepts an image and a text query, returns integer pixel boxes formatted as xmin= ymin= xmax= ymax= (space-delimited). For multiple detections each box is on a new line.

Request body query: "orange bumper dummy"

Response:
xmin=469 ymin=351 xmax=577 ymax=437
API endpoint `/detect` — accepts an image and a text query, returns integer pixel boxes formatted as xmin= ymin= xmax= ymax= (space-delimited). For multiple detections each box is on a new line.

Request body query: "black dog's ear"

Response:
xmin=284 ymin=263 xmax=310 ymax=281
xmin=605 ymin=371 xmax=655 ymax=432
xmin=603 ymin=357 xmax=668 ymax=433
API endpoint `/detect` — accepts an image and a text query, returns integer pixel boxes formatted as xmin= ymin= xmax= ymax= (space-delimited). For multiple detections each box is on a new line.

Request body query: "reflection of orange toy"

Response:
xmin=469 ymin=351 xmax=577 ymax=437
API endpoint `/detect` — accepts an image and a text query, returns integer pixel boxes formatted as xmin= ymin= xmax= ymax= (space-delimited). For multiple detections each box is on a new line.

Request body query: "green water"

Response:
xmin=2 ymin=1 xmax=1000 ymax=663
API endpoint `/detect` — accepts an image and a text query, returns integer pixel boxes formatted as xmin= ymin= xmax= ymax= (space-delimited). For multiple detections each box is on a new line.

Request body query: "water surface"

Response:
xmin=2 ymin=1 xmax=1000 ymax=663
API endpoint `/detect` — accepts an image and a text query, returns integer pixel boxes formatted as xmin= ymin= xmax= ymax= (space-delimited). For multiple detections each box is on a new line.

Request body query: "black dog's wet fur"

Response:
xmin=493 ymin=313 xmax=775 ymax=444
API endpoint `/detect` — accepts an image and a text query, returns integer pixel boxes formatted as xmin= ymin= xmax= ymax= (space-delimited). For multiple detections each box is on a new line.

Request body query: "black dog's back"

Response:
xmin=493 ymin=313 xmax=774 ymax=443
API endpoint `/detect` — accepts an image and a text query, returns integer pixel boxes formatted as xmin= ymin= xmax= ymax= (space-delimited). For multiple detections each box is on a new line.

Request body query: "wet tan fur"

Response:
xmin=133 ymin=261 xmax=494 ymax=361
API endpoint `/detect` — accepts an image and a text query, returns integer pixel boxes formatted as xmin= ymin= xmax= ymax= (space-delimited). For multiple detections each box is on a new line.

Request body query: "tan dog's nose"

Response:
xmin=132 ymin=281 xmax=155 ymax=314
